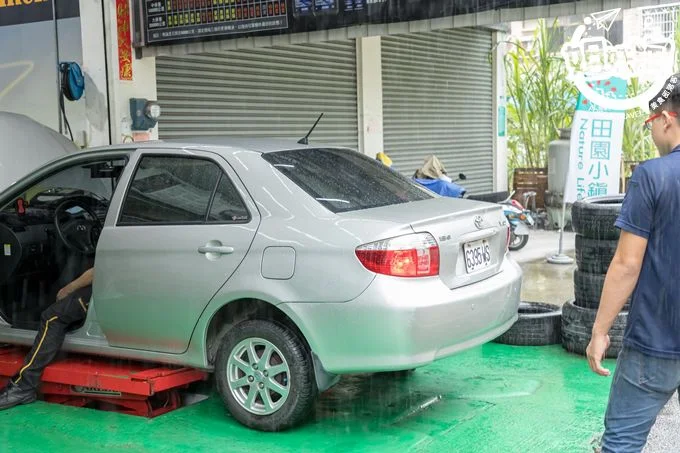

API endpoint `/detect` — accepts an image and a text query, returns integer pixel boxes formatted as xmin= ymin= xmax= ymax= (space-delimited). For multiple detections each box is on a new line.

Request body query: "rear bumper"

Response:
xmin=284 ymin=256 xmax=522 ymax=373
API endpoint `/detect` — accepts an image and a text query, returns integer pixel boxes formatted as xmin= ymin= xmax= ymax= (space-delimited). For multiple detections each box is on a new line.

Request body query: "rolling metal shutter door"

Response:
xmin=382 ymin=29 xmax=494 ymax=193
xmin=155 ymin=41 xmax=358 ymax=149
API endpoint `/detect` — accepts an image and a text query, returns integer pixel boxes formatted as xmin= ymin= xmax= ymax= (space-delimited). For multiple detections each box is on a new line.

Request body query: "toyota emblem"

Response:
xmin=474 ymin=215 xmax=484 ymax=229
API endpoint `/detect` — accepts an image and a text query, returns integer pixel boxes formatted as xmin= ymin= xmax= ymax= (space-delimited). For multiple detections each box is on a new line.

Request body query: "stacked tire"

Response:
xmin=563 ymin=195 xmax=628 ymax=358
xmin=493 ymin=301 xmax=562 ymax=346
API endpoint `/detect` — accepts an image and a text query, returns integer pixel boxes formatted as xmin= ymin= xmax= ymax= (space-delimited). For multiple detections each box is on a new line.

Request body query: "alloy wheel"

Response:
xmin=226 ymin=337 xmax=291 ymax=415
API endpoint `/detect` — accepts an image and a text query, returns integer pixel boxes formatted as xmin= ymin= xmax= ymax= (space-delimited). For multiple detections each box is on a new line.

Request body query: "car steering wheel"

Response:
xmin=54 ymin=198 xmax=103 ymax=256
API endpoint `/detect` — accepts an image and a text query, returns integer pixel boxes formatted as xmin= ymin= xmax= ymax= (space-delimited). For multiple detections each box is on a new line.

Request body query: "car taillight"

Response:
xmin=355 ymin=233 xmax=440 ymax=277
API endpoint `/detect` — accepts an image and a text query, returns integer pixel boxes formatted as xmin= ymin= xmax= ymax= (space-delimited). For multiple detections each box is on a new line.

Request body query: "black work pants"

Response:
xmin=12 ymin=286 xmax=91 ymax=390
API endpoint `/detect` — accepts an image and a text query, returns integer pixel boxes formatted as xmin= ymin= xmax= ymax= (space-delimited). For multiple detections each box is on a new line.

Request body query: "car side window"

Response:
xmin=2 ymin=162 xmax=116 ymax=213
xmin=118 ymin=155 xmax=248 ymax=225
xmin=207 ymin=174 xmax=250 ymax=223
xmin=0 ymin=157 xmax=127 ymax=220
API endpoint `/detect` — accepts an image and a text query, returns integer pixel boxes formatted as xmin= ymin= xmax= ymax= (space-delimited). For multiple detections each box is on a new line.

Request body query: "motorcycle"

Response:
xmin=412 ymin=172 xmax=468 ymax=198
xmin=500 ymin=191 xmax=535 ymax=251
xmin=409 ymin=160 xmax=533 ymax=250
xmin=451 ymin=180 xmax=535 ymax=251
xmin=410 ymin=155 xmax=468 ymax=198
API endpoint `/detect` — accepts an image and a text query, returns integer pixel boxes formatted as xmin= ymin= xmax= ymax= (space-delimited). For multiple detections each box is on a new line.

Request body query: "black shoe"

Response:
xmin=0 ymin=382 xmax=36 ymax=410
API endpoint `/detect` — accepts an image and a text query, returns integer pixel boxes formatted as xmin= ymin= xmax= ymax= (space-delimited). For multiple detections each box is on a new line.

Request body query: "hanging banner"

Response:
xmin=117 ymin=0 xmax=133 ymax=81
xmin=565 ymin=77 xmax=627 ymax=203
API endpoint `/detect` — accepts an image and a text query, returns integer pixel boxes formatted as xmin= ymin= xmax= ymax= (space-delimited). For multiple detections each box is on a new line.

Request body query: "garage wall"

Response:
xmin=155 ymin=40 xmax=359 ymax=150
xmin=382 ymin=28 xmax=494 ymax=193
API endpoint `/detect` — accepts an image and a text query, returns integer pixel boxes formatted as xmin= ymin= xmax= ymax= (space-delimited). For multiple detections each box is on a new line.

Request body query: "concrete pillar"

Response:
xmin=492 ymin=30 xmax=508 ymax=192
xmin=356 ymin=36 xmax=383 ymax=156
xmin=103 ymin=0 xmax=158 ymax=145
xmin=79 ymin=0 xmax=111 ymax=147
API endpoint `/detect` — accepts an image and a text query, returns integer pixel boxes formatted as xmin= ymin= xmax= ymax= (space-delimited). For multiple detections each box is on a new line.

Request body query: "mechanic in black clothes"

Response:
xmin=0 ymin=263 xmax=94 ymax=410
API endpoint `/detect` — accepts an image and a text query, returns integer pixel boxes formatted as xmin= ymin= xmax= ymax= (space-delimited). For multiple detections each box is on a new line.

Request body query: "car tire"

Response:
xmin=573 ymin=269 xmax=630 ymax=310
xmin=561 ymin=300 xmax=627 ymax=359
xmin=575 ymin=235 xmax=618 ymax=274
xmin=215 ymin=320 xmax=317 ymax=432
xmin=493 ymin=301 xmax=562 ymax=346
xmin=571 ymin=195 xmax=624 ymax=240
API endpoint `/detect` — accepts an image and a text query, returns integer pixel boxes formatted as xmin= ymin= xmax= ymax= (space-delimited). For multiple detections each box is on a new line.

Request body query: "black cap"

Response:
xmin=649 ymin=73 xmax=680 ymax=112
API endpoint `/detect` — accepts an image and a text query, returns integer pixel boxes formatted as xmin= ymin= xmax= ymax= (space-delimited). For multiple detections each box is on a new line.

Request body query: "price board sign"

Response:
xmin=138 ymin=0 xmax=576 ymax=48
xmin=143 ymin=0 xmax=289 ymax=44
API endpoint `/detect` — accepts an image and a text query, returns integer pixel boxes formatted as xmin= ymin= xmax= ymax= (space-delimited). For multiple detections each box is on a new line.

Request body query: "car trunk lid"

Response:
xmin=340 ymin=197 xmax=508 ymax=288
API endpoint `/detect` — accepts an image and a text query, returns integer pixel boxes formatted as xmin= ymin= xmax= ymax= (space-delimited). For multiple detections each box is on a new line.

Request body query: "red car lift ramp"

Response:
xmin=0 ymin=345 xmax=208 ymax=417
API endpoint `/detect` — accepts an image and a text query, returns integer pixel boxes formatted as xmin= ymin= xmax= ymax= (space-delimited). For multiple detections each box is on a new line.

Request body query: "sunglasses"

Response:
xmin=644 ymin=111 xmax=679 ymax=130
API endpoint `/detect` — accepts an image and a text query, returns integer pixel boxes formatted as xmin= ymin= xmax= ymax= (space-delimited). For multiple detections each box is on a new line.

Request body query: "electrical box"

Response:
xmin=130 ymin=98 xmax=161 ymax=131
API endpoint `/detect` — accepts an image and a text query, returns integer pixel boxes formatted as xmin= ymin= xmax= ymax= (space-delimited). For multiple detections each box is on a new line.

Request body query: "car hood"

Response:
xmin=0 ymin=112 xmax=77 ymax=194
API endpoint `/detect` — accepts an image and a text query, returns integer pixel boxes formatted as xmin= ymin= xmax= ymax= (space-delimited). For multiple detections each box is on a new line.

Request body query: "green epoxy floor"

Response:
xmin=0 ymin=343 xmax=615 ymax=453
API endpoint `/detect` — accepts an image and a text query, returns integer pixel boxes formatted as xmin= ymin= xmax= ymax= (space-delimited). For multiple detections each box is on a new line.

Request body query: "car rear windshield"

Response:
xmin=262 ymin=148 xmax=433 ymax=213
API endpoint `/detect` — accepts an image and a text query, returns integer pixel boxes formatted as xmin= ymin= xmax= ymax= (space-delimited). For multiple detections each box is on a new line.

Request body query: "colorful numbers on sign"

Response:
xmin=162 ymin=0 xmax=283 ymax=18
xmin=145 ymin=0 xmax=289 ymax=43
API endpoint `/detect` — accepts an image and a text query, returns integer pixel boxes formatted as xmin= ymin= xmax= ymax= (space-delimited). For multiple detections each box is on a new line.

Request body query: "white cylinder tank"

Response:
xmin=548 ymin=128 xmax=571 ymax=194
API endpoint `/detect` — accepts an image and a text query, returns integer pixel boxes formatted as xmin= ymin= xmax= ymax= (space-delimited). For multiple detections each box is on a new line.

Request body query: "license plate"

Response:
xmin=464 ymin=239 xmax=492 ymax=273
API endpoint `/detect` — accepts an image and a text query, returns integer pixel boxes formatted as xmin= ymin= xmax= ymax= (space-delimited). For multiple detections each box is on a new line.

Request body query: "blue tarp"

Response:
xmin=413 ymin=178 xmax=466 ymax=198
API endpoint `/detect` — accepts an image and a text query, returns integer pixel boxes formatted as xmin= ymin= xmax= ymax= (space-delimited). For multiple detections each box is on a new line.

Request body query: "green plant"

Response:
xmin=504 ymin=19 xmax=578 ymax=183
xmin=621 ymin=78 xmax=656 ymax=172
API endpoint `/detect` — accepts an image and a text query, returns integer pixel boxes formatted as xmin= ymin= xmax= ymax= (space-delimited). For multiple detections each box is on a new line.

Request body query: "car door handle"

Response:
xmin=198 ymin=245 xmax=234 ymax=255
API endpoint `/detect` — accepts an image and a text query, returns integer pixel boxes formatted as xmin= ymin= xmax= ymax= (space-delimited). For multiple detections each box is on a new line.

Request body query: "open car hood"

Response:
xmin=0 ymin=112 xmax=78 ymax=194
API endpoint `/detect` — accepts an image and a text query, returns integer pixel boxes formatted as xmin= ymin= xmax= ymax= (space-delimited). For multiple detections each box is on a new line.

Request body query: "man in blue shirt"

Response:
xmin=587 ymin=73 xmax=680 ymax=451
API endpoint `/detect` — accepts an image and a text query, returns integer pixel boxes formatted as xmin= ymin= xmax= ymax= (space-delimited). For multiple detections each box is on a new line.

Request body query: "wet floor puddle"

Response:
xmin=313 ymin=372 xmax=542 ymax=443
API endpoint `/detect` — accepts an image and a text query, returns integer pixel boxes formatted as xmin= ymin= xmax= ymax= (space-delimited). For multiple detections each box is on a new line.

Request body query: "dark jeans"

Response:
xmin=602 ymin=346 xmax=680 ymax=452
xmin=11 ymin=286 xmax=91 ymax=391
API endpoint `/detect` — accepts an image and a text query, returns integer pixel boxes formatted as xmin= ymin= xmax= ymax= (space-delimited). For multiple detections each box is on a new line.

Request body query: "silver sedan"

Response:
xmin=0 ymin=114 xmax=521 ymax=431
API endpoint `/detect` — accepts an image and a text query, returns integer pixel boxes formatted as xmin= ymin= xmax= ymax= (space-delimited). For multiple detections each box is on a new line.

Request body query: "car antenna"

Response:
xmin=297 ymin=113 xmax=324 ymax=145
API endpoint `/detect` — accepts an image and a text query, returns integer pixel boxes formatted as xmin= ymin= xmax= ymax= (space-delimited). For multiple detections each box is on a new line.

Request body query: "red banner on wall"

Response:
xmin=116 ymin=0 xmax=132 ymax=81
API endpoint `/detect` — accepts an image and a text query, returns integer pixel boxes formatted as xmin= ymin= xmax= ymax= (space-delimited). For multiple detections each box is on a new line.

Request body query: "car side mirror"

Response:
xmin=458 ymin=173 xmax=467 ymax=181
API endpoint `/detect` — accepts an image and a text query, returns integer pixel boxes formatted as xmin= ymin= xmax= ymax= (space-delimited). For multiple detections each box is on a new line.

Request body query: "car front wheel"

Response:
xmin=215 ymin=319 xmax=317 ymax=431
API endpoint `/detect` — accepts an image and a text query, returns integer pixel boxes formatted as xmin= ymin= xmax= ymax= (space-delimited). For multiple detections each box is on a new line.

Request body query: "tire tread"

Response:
xmin=575 ymin=235 xmax=618 ymax=275
xmin=494 ymin=302 xmax=562 ymax=346
xmin=561 ymin=300 xmax=627 ymax=358
xmin=571 ymin=195 xmax=623 ymax=240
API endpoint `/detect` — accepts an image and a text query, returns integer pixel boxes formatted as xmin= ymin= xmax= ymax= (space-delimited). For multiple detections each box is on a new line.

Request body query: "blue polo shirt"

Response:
xmin=617 ymin=145 xmax=680 ymax=358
